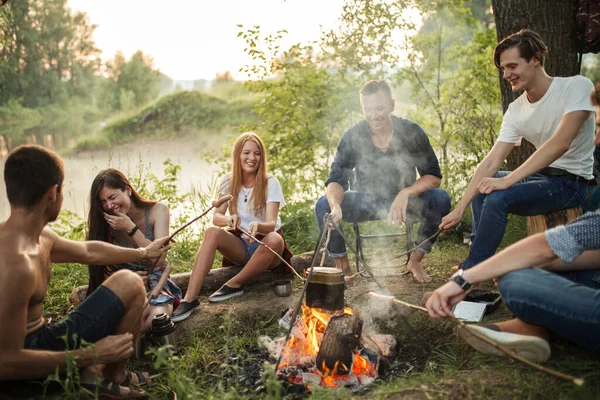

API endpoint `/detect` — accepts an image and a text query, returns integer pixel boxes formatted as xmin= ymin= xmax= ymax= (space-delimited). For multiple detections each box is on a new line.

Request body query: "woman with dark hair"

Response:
xmin=172 ymin=132 xmax=292 ymax=322
xmin=87 ymin=168 xmax=182 ymax=333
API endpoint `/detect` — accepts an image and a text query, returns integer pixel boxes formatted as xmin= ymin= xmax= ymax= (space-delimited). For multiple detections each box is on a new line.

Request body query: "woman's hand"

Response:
xmin=104 ymin=211 xmax=135 ymax=232
xmin=226 ymin=214 xmax=239 ymax=230
xmin=247 ymin=221 xmax=259 ymax=242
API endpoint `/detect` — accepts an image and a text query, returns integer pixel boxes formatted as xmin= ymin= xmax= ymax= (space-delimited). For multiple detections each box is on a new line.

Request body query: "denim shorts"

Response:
xmin=238 ymin=236 xmax=261 ymax=263
xmin=24 ymin=286 xmax=125 ymax=351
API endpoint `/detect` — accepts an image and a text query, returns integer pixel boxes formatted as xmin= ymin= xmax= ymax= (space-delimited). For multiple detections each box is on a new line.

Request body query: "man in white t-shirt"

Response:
xmin=439 ymin=29 xmax=596 ymax=272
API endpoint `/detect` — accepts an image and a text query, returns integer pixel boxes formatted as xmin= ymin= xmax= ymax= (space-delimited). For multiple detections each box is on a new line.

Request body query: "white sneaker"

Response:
xmin=458 ymin=324 xmax=551 ymax=363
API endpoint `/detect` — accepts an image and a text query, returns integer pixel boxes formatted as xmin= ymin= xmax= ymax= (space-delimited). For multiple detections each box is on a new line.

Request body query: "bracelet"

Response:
xmin=138 ymin=247 xmax=149 ymax=261
xmin=127 ymin=225 xmax=139 ymax=237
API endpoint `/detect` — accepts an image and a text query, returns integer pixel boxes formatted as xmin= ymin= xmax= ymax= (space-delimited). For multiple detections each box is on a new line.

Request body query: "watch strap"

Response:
xmin=128 ymin=225 xmax=139 ymax=237
xmin=451 ymin=270 xmax=473 ymax=291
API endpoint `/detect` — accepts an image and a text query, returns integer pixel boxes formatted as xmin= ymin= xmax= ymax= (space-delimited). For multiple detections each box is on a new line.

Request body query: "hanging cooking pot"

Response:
xmin=305 ymin=267 xmax=345 ymax=311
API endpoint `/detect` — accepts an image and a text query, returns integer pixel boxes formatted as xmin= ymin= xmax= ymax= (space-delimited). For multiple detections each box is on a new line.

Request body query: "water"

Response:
xmin=0 ymin=135 xmax=226 ymax=221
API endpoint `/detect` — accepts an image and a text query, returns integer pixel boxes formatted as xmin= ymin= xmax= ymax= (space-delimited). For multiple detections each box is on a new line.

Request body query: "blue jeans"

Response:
xmin=498 ymin=268 xmax=600 ymax=350
xmin=315 ymin=188 xmax=451 ymax=256
xmin=463 ymin=172 xmax=589 ymax=269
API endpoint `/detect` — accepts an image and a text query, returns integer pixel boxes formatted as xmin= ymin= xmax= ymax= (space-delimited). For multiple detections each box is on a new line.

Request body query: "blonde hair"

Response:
xmin=228 ymin=132 xmax=269 ymax=216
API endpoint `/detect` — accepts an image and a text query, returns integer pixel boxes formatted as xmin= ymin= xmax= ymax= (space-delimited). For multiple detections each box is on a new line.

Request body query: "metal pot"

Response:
xmin=273 ymin=280 xmax=292 ymax=297
xmin=305 ymin=267 xmax=345 ymax=311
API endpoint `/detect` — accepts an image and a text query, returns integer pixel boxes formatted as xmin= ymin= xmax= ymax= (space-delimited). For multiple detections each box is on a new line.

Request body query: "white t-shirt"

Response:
xmin=219 ymin=174 xmax=286 ymax=232
xmin=498 ymin=75 xmax=596 ymax=180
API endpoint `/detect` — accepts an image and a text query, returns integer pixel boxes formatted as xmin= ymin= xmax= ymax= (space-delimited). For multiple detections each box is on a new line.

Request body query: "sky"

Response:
xmin=67 ymin=0 xmax=346 ymax=81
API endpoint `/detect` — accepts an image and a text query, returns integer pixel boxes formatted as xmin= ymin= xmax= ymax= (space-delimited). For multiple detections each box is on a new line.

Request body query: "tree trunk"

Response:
xmin=491 ymin=0 xmax=580 ymax=170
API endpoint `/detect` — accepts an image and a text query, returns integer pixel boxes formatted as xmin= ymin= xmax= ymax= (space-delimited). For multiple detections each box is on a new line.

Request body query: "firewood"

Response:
xmin=316 ymin=313 xmax=363 ymax=375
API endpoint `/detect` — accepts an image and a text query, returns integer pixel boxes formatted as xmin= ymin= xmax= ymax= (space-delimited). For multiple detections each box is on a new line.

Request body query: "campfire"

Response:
xmin=259 ymin=267 xmax=396 ymax=390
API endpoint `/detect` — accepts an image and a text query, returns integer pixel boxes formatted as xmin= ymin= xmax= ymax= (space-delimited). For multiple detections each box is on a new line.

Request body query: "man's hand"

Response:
xmin=92 ymin=334 xmax=134 ymax=364
xmin=103 ymin=211 xmax=135 ymax=232
xmin=388 ymin=190 xmax=409 ymax=226
xmin=144 ymin=236 xmax=171 ymax=260
xmin=477 ymin=176 xmax=511 ymax=194
xmin=425 ymin=281 xmax=467 ymax=318
xmin=439 ymin=209 xmax=463 ymax=231
xmin=329 ymin=206 xmax=343 ymax=227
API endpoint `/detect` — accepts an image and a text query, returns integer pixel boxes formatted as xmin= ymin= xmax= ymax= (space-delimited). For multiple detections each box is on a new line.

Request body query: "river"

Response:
xmin=0 ymin=135 xmax=228 ymax=221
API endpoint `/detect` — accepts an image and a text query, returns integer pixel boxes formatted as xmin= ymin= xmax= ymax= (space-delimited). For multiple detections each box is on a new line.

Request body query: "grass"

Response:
xmin=39 ymin=174 xmax=598 ymax=399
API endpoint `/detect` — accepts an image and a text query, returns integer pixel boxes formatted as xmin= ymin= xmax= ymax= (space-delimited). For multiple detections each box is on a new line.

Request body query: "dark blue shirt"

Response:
xmin=325 ymin=116 xmax=442 ymax=199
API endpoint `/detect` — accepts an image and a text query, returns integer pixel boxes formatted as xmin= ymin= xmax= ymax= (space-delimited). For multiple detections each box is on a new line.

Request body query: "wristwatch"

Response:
xmin=450 ymin=269 xmax=473 ymax=291
xmin=127 ymin=225 xmax=139 ymax=237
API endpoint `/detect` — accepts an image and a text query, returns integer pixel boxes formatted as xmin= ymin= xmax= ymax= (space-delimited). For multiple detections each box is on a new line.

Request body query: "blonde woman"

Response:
xmin=172 ymin=132 xmax=292 ymax=322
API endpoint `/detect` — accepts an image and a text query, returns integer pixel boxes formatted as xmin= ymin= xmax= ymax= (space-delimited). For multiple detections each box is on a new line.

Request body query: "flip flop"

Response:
xmin=121 ymin=370 xmax=153 ymax=387
xmin=80 ymin=379 xmax=149 ymax=399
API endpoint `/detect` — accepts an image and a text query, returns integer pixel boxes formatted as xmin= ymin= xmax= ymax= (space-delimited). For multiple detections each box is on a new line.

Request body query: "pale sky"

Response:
xmin=67 ymin=0 xmax=346 ymax=81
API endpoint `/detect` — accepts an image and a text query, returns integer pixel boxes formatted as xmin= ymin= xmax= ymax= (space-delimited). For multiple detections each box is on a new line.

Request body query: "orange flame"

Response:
xmin=277 ymin=304 xmax=378 ymax=388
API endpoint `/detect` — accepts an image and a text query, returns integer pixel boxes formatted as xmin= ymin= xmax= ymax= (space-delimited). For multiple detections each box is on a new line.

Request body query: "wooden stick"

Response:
xmin=368 ymin=292 xmax=584 ymax=386
xmin=145 ymin=195 xmax=233 ymax=273
xmin=320 ymin=228 xmax=332 ymax=267
xmin=237 ymin=226 xmax=305 ymax=282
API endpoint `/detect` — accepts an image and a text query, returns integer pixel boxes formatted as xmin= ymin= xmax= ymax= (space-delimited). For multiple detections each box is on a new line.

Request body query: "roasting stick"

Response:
xmin=145 ymin=195 xmax=234 ymax=274
xmin=129 ymin=195 xmax=234 ymax=333
xmin=368 ymin=292 xmax=584 ymax=386
xmin=237 ymin=226 xmax=305 ymax=282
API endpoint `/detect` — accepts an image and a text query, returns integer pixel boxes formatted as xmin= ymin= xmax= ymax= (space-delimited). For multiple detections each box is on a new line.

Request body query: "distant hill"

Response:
xmin=74 ymin=90 xmax=254 ymax=150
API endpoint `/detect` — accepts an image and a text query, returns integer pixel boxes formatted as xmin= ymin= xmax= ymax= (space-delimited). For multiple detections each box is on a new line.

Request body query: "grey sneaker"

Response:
xmin=208 ymin=285 xmax=244 ymax=303
xmin=171 ymin=299 xmax=200 ymax=322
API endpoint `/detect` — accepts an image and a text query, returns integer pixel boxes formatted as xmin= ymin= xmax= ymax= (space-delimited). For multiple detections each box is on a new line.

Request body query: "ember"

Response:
xmin=260 ymin=304 xmax=396 ymax=389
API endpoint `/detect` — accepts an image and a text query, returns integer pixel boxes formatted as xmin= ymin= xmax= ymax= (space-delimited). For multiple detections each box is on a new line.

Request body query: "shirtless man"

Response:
xmin=0 ymin=145 xmax=171 ymax=398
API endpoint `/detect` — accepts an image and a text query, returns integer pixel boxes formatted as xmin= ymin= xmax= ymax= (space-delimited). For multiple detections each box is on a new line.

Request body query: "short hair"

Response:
xmin=493 ymin=29 xmax=548 ymax=69
xmin=4 ymin=145 xmax=64 ymax=208
xmin=360 ymin=80 xmax=393 ymax=99
xmin=591 ymin=82 xmax=600 ymax=106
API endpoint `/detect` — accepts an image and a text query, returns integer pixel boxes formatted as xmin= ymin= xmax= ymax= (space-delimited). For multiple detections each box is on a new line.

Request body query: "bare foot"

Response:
xmin=495 ymin=318 xmax=550 ymax=341
xmin=407 ymin=260 xmax=432 ymax=283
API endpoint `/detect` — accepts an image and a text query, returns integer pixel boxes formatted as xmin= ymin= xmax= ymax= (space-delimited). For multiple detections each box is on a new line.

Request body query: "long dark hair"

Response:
xmin=86 ymin=169 xmax=156 ymax=296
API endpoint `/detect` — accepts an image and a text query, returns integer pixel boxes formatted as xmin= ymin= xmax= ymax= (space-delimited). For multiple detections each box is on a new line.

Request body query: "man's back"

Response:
xmin=0 ymin=221 xmax=52 ymax=335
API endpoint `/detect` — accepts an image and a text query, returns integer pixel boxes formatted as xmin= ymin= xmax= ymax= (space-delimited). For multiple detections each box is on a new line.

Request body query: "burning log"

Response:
xmin=316 ymin=312 xmax=363 ymax=375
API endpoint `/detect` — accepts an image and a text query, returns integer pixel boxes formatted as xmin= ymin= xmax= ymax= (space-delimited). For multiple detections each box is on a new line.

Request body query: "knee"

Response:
xmin=202 ymin=226 xmax=222 ymax=244
xmin=104 ymin=270 xmax=145 ymax=303
xmin=483 ymin=191 xmax=508 ymax=212
xmin=498 ymin=269 xmax=536 ymax=305
xmin=315 ymin=196 xmax=331 ymax=218
xmin=263 ymin=232 xmax=284 ymax=250
xmin=433 ymin=189 xmax=451 ymax=214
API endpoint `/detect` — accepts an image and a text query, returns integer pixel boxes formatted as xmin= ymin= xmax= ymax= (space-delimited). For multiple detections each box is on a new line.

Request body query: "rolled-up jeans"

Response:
xmin=498 ymin=268 xmax=600 ymax=350
xmin=463 ymin=172 xmax=590 ymax=269
xmin=314 ymin=188 xmax=451 ymax=257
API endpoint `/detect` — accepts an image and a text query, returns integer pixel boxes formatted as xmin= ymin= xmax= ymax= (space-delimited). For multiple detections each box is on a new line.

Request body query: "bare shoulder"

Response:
xmin=152 ymin=202 xmax=170 ymax=214
xmin=40 ymin=226 xmax=60 ymax=248
xmin=151 ymin=202 xmax=170 ymax=220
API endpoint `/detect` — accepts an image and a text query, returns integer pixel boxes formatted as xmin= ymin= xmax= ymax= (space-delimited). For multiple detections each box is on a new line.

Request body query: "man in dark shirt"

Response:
xmin=315 ymin=80 xmax=451 ymax=282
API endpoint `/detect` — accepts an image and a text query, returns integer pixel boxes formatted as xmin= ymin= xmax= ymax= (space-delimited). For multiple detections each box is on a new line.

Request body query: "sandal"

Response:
xmin=80 ymin=379 xmax=149 ymax=399
xmin=121 ymin=370 xmax=152 ymax=387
